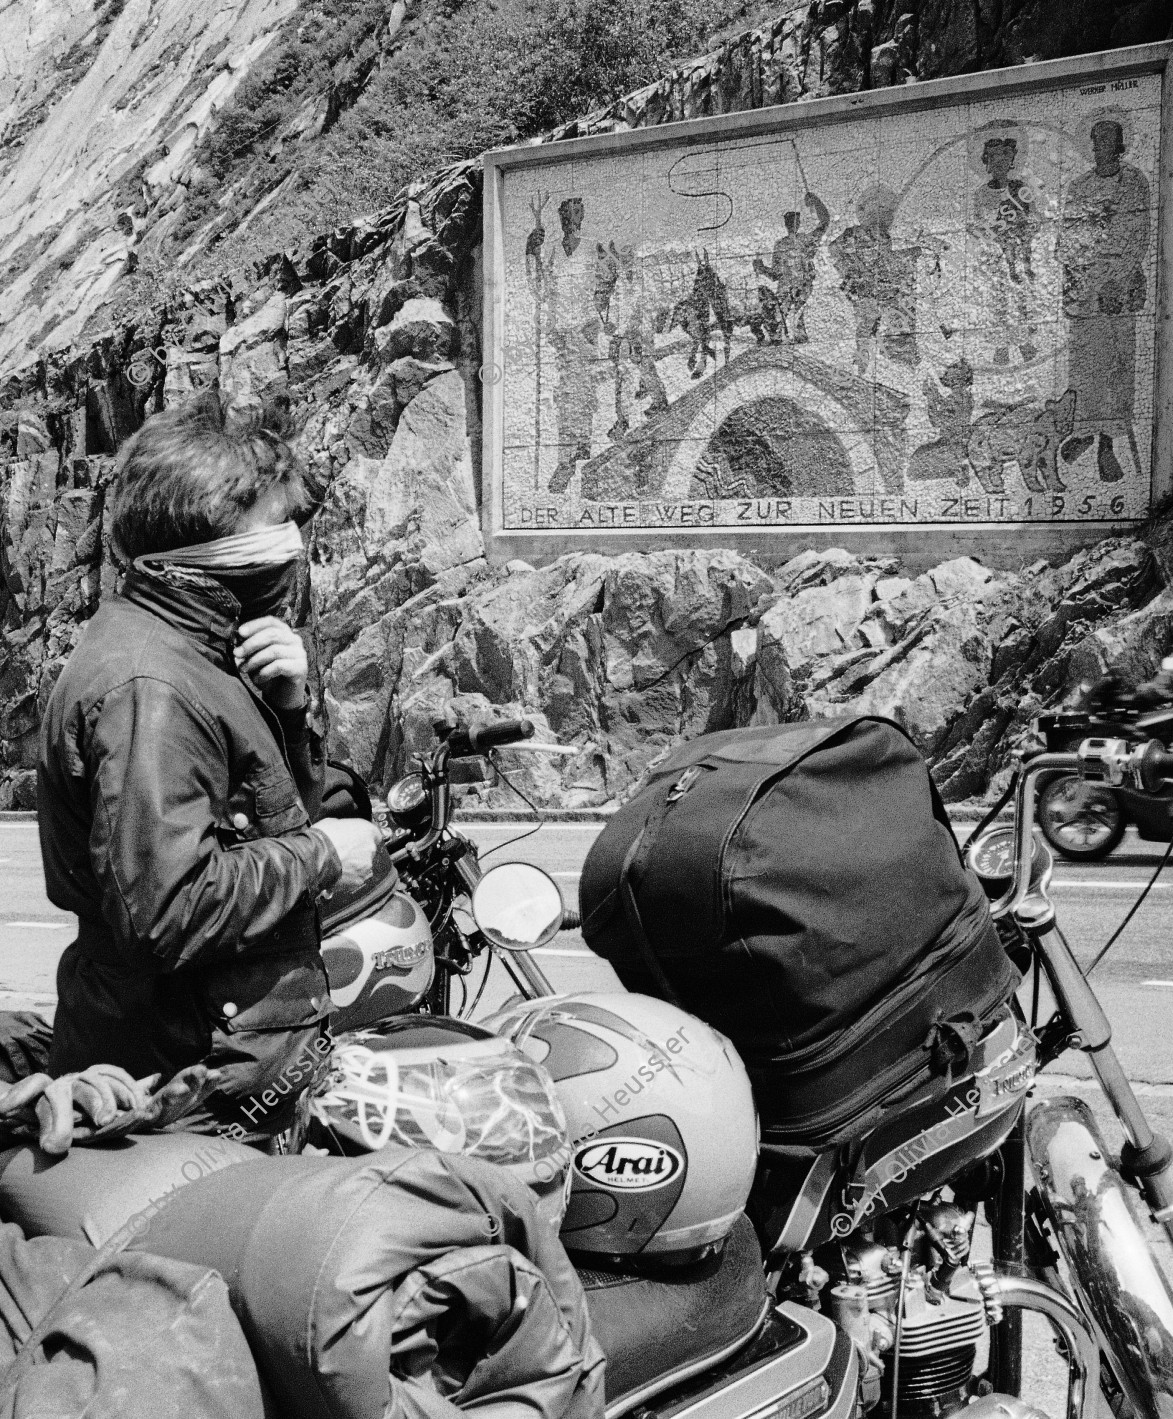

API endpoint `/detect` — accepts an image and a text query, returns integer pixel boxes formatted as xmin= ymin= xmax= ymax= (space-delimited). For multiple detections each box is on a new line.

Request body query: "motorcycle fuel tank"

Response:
xmin=759 ymin=1009 xmax=1037 ymax=1255
xmin=321 ymin=890 xmax=435 ymax=1032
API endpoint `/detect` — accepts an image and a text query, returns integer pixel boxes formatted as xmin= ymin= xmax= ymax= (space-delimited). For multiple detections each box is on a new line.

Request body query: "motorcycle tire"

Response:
xmin=1037 ymin=773 xmax=1126 ymax=861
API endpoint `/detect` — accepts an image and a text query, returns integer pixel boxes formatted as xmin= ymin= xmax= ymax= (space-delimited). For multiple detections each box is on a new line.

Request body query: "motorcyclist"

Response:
xmin=36 ymin=393 xmax=381 ymax=1141
xmin=1085 ymin=655 xmax=1173 ymax=711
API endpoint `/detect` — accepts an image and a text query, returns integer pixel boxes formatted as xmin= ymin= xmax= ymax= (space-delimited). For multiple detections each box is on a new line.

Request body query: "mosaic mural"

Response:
xmin=491 ymin=65 xmax=1163 ymax=534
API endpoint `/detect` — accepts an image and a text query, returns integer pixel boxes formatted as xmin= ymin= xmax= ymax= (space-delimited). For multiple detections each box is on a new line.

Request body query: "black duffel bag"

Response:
xmin=580 ymin=716 xmax=1019 ymax=1148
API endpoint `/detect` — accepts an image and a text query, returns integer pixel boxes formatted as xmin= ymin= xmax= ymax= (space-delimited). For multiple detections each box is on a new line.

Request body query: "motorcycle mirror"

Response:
xmin=471 ymin=863 xmax=564 ymax=952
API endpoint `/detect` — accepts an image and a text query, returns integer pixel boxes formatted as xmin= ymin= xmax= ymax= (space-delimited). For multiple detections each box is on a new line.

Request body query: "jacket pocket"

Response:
xmin=217 ymin=765 xmax=308 ymax=846
xmin=253 ymin=767 xmax=307 ymax=835
xmin=199 ymin=951 xmax=330 ymax=1034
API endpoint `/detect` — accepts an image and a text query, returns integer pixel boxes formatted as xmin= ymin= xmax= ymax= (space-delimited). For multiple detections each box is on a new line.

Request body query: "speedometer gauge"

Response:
xmin=968 ymin=829 xmax=1015 ymax=883
xmin=966 ymin=826 xmax=1052 ymax=900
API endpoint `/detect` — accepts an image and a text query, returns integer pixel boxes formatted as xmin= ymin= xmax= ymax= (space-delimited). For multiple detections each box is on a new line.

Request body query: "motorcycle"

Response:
xmin=317 ymin=716 xmax=571 ymax=1033
xmin=309 ymin=719 xmax=867 ymax=1418
xmin=311 ymin=717 xmax=1173 ymax=1419
xmin=1033 ymin=673 xmax=1173 ymax=861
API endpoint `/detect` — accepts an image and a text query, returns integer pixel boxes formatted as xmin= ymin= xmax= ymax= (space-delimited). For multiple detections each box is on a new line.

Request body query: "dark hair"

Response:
xmin=1091 ymin=119 xmax=1124 ymax=152
xmin=559 ymin=197 xmax=585 ymax=232
xmin=982 ymin=137 xmax=1017 ymax=164
xmin=110 ymin=392 xmax=322 ymax=562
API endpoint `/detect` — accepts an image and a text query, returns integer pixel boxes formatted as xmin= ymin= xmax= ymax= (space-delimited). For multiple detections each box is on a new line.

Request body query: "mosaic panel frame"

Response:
xmin=483 ymin=43 xmax=1173 ymax=563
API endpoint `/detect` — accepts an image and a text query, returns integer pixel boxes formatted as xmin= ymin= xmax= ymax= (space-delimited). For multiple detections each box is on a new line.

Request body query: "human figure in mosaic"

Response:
xmin=543 ymin=197 xmax=603 ymax=494
xmin=968 ymin=121 xmax=1040 ymax=366
xmin=752 ymin=190 xmax=831 ymax=344
xmin=828 ymin=184 xmax=921 ymax=375
xmin=595 ymin=241 xmax=669 ymax=440
xmin=907 ymin=359 xmax=975 ymax=487
xmin=670 ymin=250 xmax=734 ymax=378
xmin=1057 ymin=112 xmax=1151 ymax=484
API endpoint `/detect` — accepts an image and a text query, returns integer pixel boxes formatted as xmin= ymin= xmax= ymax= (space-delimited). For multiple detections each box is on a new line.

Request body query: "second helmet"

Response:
xmin=483 ymin=991 xmax=758 ymax=1263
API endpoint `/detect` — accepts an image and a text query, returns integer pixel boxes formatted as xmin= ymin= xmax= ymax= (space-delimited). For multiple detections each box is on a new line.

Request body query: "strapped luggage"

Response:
xmin=579 ymin=716 xmax=1019 ymax=1148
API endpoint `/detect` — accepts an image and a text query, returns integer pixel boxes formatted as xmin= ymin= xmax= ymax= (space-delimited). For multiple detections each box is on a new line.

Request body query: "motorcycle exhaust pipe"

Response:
xmin=1027 ymin=1096 xmax=1173 ymax=1419
xmin=975 ymin=1272 xmax=1100 ymax=1419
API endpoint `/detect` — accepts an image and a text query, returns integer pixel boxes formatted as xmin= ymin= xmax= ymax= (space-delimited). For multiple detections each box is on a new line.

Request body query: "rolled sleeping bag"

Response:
xmin=0 ymin=1010 xmax=53 ymax=1084
xmin=124 ymin=1144 xmax=606 ymax=1419
xmin=0 ymin=1221 xmax=269 ymax=1419
xmin=0 ymin=1132 xmax=256 ymax=1246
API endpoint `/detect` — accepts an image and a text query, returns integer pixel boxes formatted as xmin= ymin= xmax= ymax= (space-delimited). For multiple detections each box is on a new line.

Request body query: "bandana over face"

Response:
xmin=134 ymin=521 xmax=304 ymax=619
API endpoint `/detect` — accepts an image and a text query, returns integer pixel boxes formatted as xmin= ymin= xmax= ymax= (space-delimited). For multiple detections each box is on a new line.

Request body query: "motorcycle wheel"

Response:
xmin=1037 ymin=773 xmax=1125 ymax=860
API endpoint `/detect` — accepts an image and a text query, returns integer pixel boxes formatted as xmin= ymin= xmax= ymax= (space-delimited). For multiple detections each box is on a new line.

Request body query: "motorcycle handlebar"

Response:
xmin=444 ymin=718 xmax=535 ymax=757
xmin=1139 ymin=741 xmax=1173 ymax=792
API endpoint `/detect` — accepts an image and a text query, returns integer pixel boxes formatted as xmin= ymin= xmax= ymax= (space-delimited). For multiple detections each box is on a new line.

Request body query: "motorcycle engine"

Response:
xmin=819 ymin=1202 xmax=999 ymax=1419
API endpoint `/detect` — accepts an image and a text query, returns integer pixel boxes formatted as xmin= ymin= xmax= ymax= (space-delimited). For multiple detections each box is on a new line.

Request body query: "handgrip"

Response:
xmin=443 ymin=718 xmax=536 ymax=757
xmin=1139 ymin=740 xmax=1173 ymax=792
xmin=467 ymin=718 xmax=535 ymax=752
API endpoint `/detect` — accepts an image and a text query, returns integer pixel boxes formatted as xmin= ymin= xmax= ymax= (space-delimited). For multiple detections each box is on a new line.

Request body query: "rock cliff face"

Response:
xmin=0 ymin=0 xmax=1170 ymax=809
xmin=0 ymin=0 xmax=306 ymax=371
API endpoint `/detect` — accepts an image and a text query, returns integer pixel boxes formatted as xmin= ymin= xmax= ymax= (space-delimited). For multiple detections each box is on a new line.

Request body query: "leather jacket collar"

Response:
xmin=120 ymin=566 xmax=242 ymax=669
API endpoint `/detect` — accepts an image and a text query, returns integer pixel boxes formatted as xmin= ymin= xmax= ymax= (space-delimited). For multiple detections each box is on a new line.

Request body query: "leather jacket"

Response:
xmin=37 ymin=567 xmax=342 ymax=1135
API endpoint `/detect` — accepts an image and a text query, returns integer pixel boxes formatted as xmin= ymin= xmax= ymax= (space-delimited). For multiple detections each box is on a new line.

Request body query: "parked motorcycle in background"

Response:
xmin=301 ymin=714 xmax=1173 ymax=1419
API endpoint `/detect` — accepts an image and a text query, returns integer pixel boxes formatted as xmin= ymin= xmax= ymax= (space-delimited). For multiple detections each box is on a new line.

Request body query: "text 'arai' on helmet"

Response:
xmin=483 ymin=992 xmax=759 ymax=1264
xmin=300 ymin=1016 xmax=572 ymax=1231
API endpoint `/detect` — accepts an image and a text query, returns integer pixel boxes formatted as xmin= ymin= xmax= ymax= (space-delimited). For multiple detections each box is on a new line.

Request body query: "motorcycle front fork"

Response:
xmin=1030 ymin=922 xmax=1173 ymax=1245
xmin=498 ymin=949 xmax=556 ymax=1000
xmin=989 ymin=1113 xmax=1025 ymax=1395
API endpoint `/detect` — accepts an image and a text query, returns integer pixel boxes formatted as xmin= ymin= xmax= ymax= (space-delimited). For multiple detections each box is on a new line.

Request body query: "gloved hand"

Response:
xmin=0 ymin=1063 xmax=221 ymax=1154
xmin=80 ymin=1064 xmax=223 ymax=1144
xmin=0 ymin=1063 xmax=146 ymax=1153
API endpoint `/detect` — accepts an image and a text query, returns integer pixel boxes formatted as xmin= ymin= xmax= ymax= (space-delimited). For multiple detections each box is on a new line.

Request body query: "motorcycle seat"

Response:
xmin=577 ymin=1212 xmax=769 ymax=1410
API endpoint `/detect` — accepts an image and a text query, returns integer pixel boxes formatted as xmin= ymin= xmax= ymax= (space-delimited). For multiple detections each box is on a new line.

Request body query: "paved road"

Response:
xmin=3 ymin=820 xmax=1173 ymax=1083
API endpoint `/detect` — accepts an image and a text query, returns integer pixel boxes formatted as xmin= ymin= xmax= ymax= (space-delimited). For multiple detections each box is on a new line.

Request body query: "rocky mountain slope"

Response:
xmin=0 ymin=0 xmax=301 ymax=369
xmin=0 ymin=0 xmax=1170 ymax=810
xmin=0 ymin=0 xmax=792 ymax=373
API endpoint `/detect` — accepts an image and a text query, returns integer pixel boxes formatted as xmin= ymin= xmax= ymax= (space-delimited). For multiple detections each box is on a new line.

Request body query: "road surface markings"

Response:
xmin=1037 ymin=1071 xmax=1173 ymax=1096
xmin=1142 ymin=980 xmax=1173 ymax=988
xmin=532 ymin=946 xmax=594 ymax=957
xmin=5 ymin=921 xmax=71 ymax=930
xmin=1054 ymin=881 xmax=1173 ymax=891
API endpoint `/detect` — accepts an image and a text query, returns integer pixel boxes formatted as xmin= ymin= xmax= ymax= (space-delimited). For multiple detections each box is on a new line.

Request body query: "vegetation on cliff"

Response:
xmin=124 ymin=0 xmax=783 ymax=295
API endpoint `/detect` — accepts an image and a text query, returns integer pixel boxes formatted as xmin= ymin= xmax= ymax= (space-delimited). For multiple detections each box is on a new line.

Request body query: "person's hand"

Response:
xmin=0 ymin=1064 xmax=222 ymax=1154
xmin=0 ymin=1064 xmax=148 ymax=1155
xmin=235 ymin=617 xmax=309 ymax=710
xmin=315 ymin=817 xmax=382 ymax=889
xmin=82 ymin=1064 xmax=223 ymax=1142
